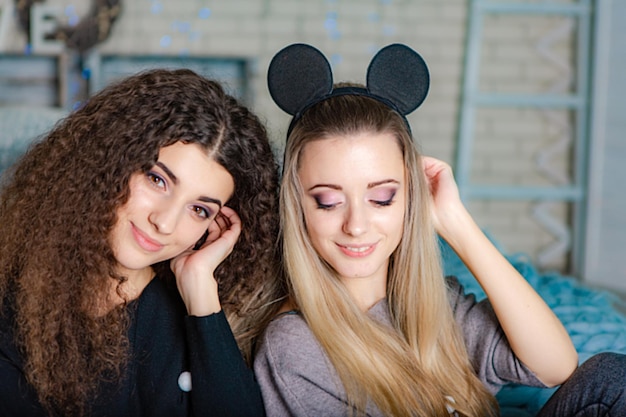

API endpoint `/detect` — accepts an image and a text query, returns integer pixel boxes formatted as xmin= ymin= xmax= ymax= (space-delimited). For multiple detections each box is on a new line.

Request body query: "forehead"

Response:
xmin=157 ymin=141 xmax=234 ymax=201
xmin=298 ymin=131 xmax=404 ymax=184
xmin=158 ymin=141 xmax=210 ymax=170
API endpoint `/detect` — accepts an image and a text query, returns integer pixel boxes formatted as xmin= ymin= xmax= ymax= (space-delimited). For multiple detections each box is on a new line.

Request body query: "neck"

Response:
xmin=341 ymin=273 xmax=387 ymax=312
xmin=120 ymin=266 xmax=155 ymax=299
xmin=97 ymin=267 xmax=154 ymax=315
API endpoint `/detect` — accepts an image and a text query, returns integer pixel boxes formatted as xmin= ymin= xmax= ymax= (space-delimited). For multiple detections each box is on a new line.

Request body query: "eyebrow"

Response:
xmin=155 ymin=161 xmax=223 ymax=208
xmin=199 ymin=196 xmax=223 ymax=208
xmin=308 ymin=179 xmax=399 ymax=192
xmin=156 ymin=162 xmax=178 ymax=184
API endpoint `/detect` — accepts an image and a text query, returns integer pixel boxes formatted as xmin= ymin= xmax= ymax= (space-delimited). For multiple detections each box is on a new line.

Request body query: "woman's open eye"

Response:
xmin=147 ymin=172 xmax=166 ymax=189
xmin=192 ymin=205 xmax=211 ymax=219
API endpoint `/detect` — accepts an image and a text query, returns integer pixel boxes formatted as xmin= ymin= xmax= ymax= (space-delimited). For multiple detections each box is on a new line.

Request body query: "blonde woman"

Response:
xmin=253 ymin=43 xmax=626 ymax=417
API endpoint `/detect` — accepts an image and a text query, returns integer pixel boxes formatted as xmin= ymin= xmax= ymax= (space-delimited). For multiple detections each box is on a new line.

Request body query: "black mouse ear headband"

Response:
xmin=267 ymin=43 xmax=430 ymax=137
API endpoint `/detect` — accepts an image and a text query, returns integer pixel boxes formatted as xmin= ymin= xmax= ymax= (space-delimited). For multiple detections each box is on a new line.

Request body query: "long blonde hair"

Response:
xmin=280 ymin=90 xmax=499 ymax=417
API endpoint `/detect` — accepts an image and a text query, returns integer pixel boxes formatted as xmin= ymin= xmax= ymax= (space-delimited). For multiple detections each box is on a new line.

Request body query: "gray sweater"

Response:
xmin=253 ymin=277 xmax=546 ymax=416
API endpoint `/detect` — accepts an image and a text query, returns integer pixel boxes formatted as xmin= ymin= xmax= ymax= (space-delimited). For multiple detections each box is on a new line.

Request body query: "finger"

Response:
xmin=422 ymin=156 xmax=447 ymax=178
xmin=170 ymin=249 xmax=194 ymax=276
xmin=213 ymin=211 xmax=230 ymax=233
xmin=214 ymin=208 xmax=241 ymax=247
xmin=202 ymin=227 xmax=224 ymax=249
xmin=219 ymin=206 xmax=241 ymax=229
xmin=216 ymin=207 xmax=241 ymax=239
xmin=195 ymin=208 xmax=242 ymax=252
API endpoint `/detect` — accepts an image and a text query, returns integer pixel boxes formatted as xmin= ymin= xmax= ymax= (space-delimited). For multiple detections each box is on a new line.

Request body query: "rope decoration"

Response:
xmin=14 ymin=0 xmax=121 ymax=52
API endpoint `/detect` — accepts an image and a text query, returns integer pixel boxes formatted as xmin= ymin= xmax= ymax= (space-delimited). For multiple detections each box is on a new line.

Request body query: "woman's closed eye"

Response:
xmin=311 ymin=189 xmax=397 ymax=209
xmin=371 ymin=197 xmax=394 ymax=207
xmin=369 ymin=189 xmax=397 ymax=207
xmin=314 ymin=197 xmax=340 ymax=210
xmin=312 ymin=192 xmax=343 ymax=210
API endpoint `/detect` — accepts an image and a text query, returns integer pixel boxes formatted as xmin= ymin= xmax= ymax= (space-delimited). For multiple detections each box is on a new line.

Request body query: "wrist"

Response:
xmin=179 ymin=276 xmax=222 ymax=316
xmin=436 ymin=204 xmax=477 ymax=246
xmin=186 ymin=296 xmax=222 ymax=317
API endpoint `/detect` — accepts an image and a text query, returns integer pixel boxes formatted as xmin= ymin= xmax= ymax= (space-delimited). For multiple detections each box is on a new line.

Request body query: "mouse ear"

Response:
xmin=366 ymin=44 xmax=430 ymax=115
xmin=267 ymin=43 xmax=333 ymax=116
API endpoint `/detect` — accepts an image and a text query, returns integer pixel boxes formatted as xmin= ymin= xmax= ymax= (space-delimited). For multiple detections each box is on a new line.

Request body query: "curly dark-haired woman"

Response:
xmin=0 ymin=69 xmax=281 ymax=417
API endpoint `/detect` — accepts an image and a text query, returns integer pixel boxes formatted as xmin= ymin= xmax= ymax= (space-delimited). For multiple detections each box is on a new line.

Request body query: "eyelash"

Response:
xmin=315 ymin=199 xmax=336 ymax=210
xmin=147 ymin=171 xmax=166 ymax=189
xmin=193 ymin=206 xmax=211 ymax=219
xmin=375 ymin=190 xmax=397 ymax=207
xmin=314 ymin=194 xmax=396 ymax=210
xmin=373 ymin=197 xmax=394 ymax=207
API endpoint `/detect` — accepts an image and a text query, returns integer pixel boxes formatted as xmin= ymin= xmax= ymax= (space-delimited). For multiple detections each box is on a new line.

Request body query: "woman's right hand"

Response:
xmin=422 ymin=157 xmax=578 ymax=386
xmin=421 ymin=156 xmax=469 ymax=243
xmin=170 ymin=206 xmax=242 ymax=316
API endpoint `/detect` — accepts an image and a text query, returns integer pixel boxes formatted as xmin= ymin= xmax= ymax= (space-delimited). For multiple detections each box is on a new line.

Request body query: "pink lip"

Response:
xmin=337 ymin=242 xmax=377 ymax=258
xmin=131 ymin=224 xmax=164 ymax=252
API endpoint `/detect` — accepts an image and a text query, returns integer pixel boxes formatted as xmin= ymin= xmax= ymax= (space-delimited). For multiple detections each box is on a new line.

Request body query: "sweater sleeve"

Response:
xmin=446 ymin=276 xmax=547 ymax=394
xmin=185 ymin=311 xmax=265 ymax=417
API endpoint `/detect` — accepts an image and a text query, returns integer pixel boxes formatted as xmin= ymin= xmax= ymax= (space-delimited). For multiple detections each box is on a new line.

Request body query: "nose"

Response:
xmin=342 ymin=203 xmax=368 ymax=237
xmin=148 ymin=205 xmax=179 ymax=235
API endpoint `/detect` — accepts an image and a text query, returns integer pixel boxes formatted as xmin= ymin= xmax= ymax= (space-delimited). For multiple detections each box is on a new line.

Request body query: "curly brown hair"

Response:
xmin=0 ymin=69 xmax=283 ymax=416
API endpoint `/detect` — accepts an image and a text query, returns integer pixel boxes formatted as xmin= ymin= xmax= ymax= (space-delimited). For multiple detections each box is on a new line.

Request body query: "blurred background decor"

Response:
xmin=14 ymin=0 xmax=122 ymax=52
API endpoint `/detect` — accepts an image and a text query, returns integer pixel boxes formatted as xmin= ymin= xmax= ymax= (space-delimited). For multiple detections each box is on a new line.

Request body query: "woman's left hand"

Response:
xmin=421 ymin=156 xmax=466 ymax=237
xmin=170 ymin=206 xmax=242 ymax=316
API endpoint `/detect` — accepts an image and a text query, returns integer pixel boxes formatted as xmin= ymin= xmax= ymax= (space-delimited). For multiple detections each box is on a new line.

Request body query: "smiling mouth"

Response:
xmin=131 ymin=224 xmax=164 ymax=252
xmin=338 ymin=243 xmax=376 ymax=257
xmin=344 ymin=246 xmax=370 ymax=253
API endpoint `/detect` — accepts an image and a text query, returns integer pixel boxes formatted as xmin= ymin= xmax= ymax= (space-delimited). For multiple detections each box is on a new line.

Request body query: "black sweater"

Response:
xmin=0 ymin=277 xmax=265 ymax=417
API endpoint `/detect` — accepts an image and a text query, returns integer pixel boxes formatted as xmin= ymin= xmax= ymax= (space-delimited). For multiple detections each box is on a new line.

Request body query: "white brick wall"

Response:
xmin=0 ymin=0 xmax=583 ymax=272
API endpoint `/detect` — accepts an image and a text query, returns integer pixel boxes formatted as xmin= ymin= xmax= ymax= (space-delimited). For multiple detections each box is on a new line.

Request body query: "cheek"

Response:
xmin=303 ymin=210 xmax=337 ymax=247
xmin=178 ymin=220 xmax=209 ymax=249
xmin=375 ymin=204 xmax=405 ymax=237
xmin=389 ymin=208 xmax=406 ymax=243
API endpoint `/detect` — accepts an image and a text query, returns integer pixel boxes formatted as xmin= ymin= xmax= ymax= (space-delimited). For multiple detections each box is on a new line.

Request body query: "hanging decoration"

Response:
xmin=14 ymin=0 xmax=121 ymax=52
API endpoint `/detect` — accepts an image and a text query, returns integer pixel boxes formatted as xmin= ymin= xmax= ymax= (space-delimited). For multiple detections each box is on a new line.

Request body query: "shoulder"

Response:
xmin=130 ymin=277 xmax=188 ymax=354
xmin=0 ymin=299 xmax=21 ymax=366
xmin=0 ymin=323 xmax=18 ymax=370
xmin=256 ymin=311 xmax=325 ymax=366
xmin=136 ymin=276 xmax=186 ymax=318
xmin=444 ymin=275 xmax=470 ymax=302
xmin=0 ymin=301 xmax=42 ymax=411
xmin=446 ymin=276 xmax=486 ymax=316
xmin=254 ymin=310 xmax=338 ymax=384
xmin=445 ymin=276 xmax=499 ymax=332
xmin=254 ymin=312 xmax=346 ymax=416
xmin=444 ymin=277 xmax=542 ymax=391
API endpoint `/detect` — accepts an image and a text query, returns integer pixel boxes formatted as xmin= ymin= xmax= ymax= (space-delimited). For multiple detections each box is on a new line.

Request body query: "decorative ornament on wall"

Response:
xmin=14 ymin=0 xmax=121 ymax=52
